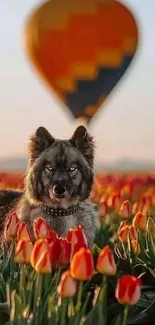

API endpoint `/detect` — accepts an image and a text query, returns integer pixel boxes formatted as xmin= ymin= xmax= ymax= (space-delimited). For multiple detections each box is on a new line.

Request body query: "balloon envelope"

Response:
xmin=24 ymin=0 xmax=139 ymax=124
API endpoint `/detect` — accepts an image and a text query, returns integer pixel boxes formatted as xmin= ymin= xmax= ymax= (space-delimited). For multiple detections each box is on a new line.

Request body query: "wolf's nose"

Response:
xmin=53 ymin=184 xmax=66 ymax=196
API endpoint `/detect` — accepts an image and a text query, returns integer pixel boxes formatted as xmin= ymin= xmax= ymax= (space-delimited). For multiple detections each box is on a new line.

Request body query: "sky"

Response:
xmin=0 ymin=0 xmax=155 ymax=163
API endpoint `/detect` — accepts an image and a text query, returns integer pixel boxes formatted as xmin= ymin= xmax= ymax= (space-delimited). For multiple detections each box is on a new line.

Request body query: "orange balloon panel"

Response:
xmin=24 ymin=0 xmax=138 ymax=123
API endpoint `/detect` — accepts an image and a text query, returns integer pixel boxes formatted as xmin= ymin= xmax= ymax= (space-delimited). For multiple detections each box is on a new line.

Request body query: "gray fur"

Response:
xmin=1 ymin=126 xmax=98 ymax=247
xmin=16 ymin=199 xmax=97 ymax=247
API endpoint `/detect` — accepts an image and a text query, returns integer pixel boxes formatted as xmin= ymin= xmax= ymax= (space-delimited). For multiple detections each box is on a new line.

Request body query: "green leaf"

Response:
xmin=110 ymin=314 xmax=122 ymax=325
xmin=83 ymin=304 xmax=105 ymax=325
xmin=128 ymin=312 xmax=154 ymax=324
xmin=10 ymin=291 xmax=24 ymax=321
xmin=47 ymin=313 xmax=57 ymax=325
xmin=94 ymin=225 xmax=112 ymax=248
xmin=0 ymin=313 xmax=9 ymax=325
xmin=0 ymin=303 xmax=9 ymax=314
xmin=127 ymin=293 xmax=155 ymax=325
xmin=140 ymin=297 xmax=155 ymax=316
xmin=147 ymin=232 xmax=155 ymax=268
xmin=107 ymin=302 xmax=123 ymax=322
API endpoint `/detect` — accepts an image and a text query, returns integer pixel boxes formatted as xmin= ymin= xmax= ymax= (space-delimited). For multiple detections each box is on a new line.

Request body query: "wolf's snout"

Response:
xmin=53 ymin=184 xmax=66 ymax=197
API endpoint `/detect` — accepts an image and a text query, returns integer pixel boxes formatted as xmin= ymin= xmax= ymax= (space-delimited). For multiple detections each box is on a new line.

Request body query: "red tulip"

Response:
xmin=67 ymin=225 xmax=88 ymax=260
xmin=96 ymin=245 xmax=116 ymax=276
xmin=48 ymin=237 xmax=71 ymax=267
xmin=59 ymin=238 xmax=71 ymax=267
xmin=48 ymin=229 xmax=57 ymax=241
xmin=57 ymin=270 xmax=77 ymax=297
xmin=48 ymin=237 xmax=61 ymax=266
xmin=115 ymin=275 xmax=142 ymax=305
xmin=33 ymin=217 xmax=50 ymax=239
xmin=17 ymin=222 xmax=31 ymax=241
xmin=4 ymin=212 xmax=20 ymax=242
xmin=14 ymin=240 xmax=33 ymax=264
xmin=70 ymin=248 xmax=94 ymax=281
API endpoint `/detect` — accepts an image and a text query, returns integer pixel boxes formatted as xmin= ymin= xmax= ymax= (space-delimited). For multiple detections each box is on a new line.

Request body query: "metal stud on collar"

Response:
xmin=41 ymin=204 xmax=80 ymax=217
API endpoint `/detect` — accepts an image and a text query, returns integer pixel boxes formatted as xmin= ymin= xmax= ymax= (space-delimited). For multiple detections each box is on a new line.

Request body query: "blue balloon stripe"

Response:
xmin=65 ymin=55 xmax=133 ymax=119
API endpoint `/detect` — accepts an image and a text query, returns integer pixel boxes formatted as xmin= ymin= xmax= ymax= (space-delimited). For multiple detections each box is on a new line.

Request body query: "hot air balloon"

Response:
xmin=24 ymin=0 xmax=139 ymax=124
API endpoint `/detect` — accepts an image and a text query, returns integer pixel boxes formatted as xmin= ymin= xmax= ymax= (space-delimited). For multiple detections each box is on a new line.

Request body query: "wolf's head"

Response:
xmin=25 ymin=126 xmax=95 ymax=208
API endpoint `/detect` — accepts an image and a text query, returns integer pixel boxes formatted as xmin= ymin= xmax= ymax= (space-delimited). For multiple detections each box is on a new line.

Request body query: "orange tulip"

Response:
xmin=118 ymin=225 xmax=129 ymax=243
xmin=118 ymin=221 xmax=127 ymax=232
xmin=133 ymin=212 xmax=147 ymax=231
xmin=30 ymin=239 xmax=49 ymax=268
xmin=121 ymin=184 xmax=133 ymax=199
xmin=70 ymin=248 xmax=94 ymax=281
xmin=142 ymin=204 xmax=150 ymax=215
xmin=57 ymin=270 xmax=77 ymax=297
xmin=108 ymin=193 xmax=121 ymax=211
xmin=129 ymin=226 xmax=138 ymax=241
xmin=4 ymin=212 xmax=20 ymax=242
xmin=131 ymin=240 xmax=140 ymax=255
xmin=115 ymin=275 xmax=142 ymax=305
xmin=35 ymin=251 xmax=52 ymax=274
xmin=33 ymin=217 xmax=50 ymax=239
xmin=96 ymin=245 xmax=116 ymax=276
xmin=119 ymin=200 xmax=131 ymax=219
xmin=17 ymin=222 xmax=32 ymax=241
xmin=98 ymin=202 xmax=108 ymax=217
xmin=140 ymin=195 xmax=151 ymax=206
xmin=152 ymin=194 xmax=155 ymax=206
xmin=67 ymin=225 xmax=88 ymax=260
xmin=14 ymin=240 xmax=33 ymax=264
xmin=132 ymin=202 xmax=142 ymax=215
xmin=148 ymin=219 xmax=155 ymax=238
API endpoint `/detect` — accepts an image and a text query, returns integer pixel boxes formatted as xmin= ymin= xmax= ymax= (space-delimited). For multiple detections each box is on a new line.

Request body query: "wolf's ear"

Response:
xmin=70 ymin=126 xmax=95 ymax=167
xmin=28 ymin=126 xmax=55 ymax=164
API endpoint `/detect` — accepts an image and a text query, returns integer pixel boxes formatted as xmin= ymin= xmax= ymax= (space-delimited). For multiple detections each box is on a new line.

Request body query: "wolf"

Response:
xmin=0 ymin=125 xmax=97 ymax=246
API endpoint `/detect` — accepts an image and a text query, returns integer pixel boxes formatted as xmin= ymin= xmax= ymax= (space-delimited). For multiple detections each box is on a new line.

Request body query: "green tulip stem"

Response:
xmin=60 ymin=298 xmax=67 ymax=325
xmin=75 ymin=281 xmax=84 ymax=312
xmin=68 ymin=298 xmax=75 ymax=317
xmin=55 ymin=268 xmax=61 ymax=288
xmin=98 ymin=275 xmax=107 ymax=303
xmin=19 ymin=263 xmax=25 ymax=300
xmin=34 ymin=273 xmax=43 ymax=319
xmin=122 ymin=305 xmax=129 ymax=325
xmin=98 ymin=275 xmax=107 ymax=325
xmin=10 ymin=242 xmax=15 ymax=280
xmin=44 ymin=273 xmax=51 ymax=292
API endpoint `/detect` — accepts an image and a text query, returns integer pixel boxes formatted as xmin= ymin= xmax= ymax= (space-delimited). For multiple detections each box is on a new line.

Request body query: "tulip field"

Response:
xmin=1 ymin=172 xmax=155 ymax=325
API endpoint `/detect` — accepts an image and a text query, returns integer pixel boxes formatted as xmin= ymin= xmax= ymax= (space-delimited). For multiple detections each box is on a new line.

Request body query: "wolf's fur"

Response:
xmin=0 ymin=126 xmax=97 ymax=246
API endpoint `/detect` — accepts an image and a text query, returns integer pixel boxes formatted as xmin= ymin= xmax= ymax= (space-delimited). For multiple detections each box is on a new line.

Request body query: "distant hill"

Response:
xmin=0 ymin=157 xmax=28 ymax=171
xmin=96 ymin=158 xmax=155 ymax=172
xmin=0 ymin=156 xmax=154 ymax=172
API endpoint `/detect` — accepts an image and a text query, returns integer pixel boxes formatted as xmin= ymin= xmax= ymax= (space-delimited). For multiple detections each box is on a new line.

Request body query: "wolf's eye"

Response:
xmin=69 ymin=166 xmax=77 ymax=172
xmin=45 ymin=165 xmax=53 ymax=172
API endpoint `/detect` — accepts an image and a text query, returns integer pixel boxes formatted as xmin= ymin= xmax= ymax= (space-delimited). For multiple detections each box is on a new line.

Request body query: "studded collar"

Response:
xmin=40 ymin=204 xmax=80 ymax=217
